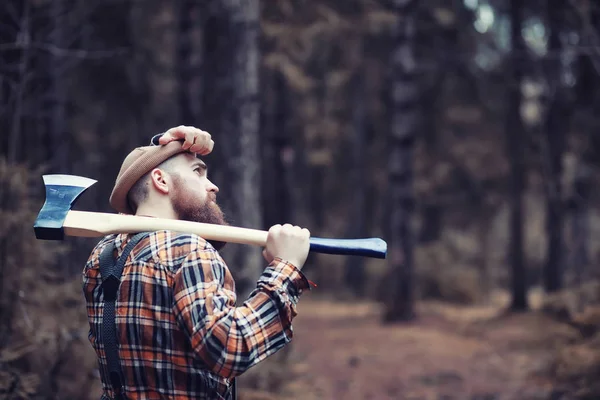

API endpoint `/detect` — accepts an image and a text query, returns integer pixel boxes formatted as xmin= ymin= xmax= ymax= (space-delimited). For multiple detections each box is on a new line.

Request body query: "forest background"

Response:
xmin=1 ymin=0 xmax=600 ymax=399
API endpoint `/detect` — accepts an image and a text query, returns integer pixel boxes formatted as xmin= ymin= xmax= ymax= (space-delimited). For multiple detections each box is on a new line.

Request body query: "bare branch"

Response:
xmin=0 ymin=41 xmax=129 ymax=59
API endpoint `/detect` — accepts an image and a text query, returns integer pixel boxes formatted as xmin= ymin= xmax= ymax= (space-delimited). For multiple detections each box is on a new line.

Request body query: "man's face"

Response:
xmin=168 ymin=153 xmax=227 ymax=227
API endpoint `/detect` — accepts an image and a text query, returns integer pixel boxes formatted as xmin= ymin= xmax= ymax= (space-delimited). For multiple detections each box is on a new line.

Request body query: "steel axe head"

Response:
xmin=33 ymin=174 xmax=97 ymax=240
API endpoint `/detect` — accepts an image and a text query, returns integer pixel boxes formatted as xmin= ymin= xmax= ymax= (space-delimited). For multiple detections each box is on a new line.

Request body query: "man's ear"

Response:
xmin=149 ymin=168 xmax=170 ymax=195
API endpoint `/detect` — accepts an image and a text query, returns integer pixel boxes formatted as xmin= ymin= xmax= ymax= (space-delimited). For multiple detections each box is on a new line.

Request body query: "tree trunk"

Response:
xmin=203 ymin=1 xmax=262 ymax=298
xmin=418 ymin=203 xmax=442 ymax=243
xmin=345 ymin=68 xmax=367 ymax=297
xmin=261 ymin=69 xmax=292 ymax=229
xmin=308 ymin=142 xmax=327 ymax=231
xmin=307 ymin=42 xmax=331 ymax=233
xmin=383 ymin=0 xmax=420 ymax=323
xmin=50 ymin=0 xmax=69 ymax=173
xmin=542 ymin=1 xmax=569 ymax=293
xmin=507 ymin=0 xmax=528 ymax=311
xmin=5 ymin=0 xmax=31 ymax=165
xmin=570 ymin=162 xmax=592 ymax=285
xmin=177 ymin=0 xmax=203 ymax=126
xmin=571 ymin=0 xmax=599 ymax=285
xmin=477 ymin=209 xmax=493 ymax=303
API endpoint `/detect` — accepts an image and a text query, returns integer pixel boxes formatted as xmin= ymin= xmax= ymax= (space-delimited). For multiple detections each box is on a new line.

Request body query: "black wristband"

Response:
xmin=150 ymin=133 xmax=163 ymax=146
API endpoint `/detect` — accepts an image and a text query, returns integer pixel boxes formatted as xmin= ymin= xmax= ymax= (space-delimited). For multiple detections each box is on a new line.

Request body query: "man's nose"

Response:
xmin=207 ymin=180 xmax=219 ymax=193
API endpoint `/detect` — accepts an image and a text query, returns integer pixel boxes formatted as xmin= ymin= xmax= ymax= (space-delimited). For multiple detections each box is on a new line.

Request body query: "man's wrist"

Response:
xmin=260 ymin=258 xmax=311 ymax=299
xmin=272 ymin=257 xmax=302 ymax=271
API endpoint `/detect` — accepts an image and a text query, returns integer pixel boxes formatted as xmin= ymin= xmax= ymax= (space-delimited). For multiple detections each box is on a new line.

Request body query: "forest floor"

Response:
xmin=239 ymin=290 xmax=582 ymax=400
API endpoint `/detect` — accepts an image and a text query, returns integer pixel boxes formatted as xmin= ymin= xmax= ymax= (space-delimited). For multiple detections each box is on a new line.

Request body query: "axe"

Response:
xmin=33 ymin=174 xmax=387 ymax=259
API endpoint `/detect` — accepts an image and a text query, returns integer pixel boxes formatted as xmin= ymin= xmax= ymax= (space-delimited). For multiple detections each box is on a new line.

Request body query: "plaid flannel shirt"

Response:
xmin=83 ymin=230 xmax=310 ymax=399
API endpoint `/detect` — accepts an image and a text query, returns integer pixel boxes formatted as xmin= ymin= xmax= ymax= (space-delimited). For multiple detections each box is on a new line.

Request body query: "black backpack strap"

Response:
xmin=99 ymin=232 xmax=150 ymax=400
xmin=230 ymin=378 xmax=237 ymax=400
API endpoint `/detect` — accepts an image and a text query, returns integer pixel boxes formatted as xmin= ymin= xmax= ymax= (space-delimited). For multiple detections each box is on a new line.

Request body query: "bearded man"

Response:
xmin=83 ymin=126 xmax=312 ymax=400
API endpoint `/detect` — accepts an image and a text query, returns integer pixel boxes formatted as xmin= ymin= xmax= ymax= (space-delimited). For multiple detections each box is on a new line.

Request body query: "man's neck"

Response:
xmin=135 ymin=203 xmax=178 ymax=220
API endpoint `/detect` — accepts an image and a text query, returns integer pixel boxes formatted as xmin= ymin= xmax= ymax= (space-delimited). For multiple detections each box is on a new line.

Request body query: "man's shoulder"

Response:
xmin=87 ymin=234 xmax=117 ymax=260
xmin=83 ymin=234 xmax=117 ymax=275
xmin=148 ymin=230 xmax=216 ymax=263
xmin=84 ymin=231 xmax=218 ymax=273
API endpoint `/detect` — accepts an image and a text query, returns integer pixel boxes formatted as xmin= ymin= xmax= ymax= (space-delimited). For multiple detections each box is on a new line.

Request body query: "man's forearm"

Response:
xmin=174 ymin=256 xmax=310 ymax=379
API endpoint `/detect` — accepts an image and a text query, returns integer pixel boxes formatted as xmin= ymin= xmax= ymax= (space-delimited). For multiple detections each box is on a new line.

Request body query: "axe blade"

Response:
xmin=34 ymin=174 xmax=97 ymax=240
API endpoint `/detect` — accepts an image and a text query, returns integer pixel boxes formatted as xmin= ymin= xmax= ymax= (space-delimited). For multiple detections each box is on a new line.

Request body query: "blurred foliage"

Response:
xmin=0 ymin=159 xmax=97 ymax=399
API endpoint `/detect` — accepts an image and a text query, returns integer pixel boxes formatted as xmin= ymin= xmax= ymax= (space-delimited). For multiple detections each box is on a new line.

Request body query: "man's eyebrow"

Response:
xmin=192 ymin=160 xmax=207 ymax=170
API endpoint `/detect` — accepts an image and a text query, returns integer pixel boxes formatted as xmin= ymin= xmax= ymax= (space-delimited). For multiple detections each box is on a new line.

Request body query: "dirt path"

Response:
xmin=262 ymin=298 xmax=577 ymax=400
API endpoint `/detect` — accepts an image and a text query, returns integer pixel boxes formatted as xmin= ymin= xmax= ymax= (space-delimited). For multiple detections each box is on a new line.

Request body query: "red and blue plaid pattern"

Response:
xmin=83 ymin=230 xmax=310 ymax=399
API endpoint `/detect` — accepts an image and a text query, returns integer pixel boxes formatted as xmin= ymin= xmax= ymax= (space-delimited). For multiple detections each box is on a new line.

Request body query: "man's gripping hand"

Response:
xmin=155 ymin=125 xmax=214 ymax=155
xmin=262 ymin=224 xmax=311 ymax=269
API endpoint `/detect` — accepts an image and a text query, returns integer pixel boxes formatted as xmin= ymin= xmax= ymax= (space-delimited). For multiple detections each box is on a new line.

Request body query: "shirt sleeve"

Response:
xmin=172 ymin=243 xmax=311 ymax=379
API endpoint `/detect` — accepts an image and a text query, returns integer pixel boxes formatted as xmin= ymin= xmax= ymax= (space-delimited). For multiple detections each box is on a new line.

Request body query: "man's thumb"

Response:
xmin=158 ymin=134 xmax=171 ymax=145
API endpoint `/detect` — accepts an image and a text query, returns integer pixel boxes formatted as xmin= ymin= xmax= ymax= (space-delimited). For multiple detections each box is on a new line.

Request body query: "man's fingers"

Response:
xmin=159 ymin=125 xmax=186 ymax=144
xmin=198 ymin=134 xmax=213 ymax=155
xmin=182 ymin=130 xmax=195 ymax=150
xmin=158 ymin=126 xmax=214 ymax=155
xmin=189 ymin=138 xmax=214 ymax=155
xmin=195 ymin=139 xmax=214 ymax=156
xmin=158 ymin=133 xmax=172 ymax=145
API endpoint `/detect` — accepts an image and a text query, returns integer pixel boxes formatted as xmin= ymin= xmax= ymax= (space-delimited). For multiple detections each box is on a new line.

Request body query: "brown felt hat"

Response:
xmin=109 ymin=141 xmax=188 ymax=214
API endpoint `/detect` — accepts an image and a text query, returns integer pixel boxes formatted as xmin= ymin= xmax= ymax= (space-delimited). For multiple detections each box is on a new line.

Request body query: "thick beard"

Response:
xmin=171 ymin=175 xmax=228 ymax=250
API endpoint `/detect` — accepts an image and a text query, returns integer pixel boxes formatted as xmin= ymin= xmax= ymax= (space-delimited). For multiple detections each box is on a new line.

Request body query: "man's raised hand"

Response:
xmin=263 ymin=224 xmax=311 ymax=269
xmin=159 ymin=125 xmax=214 ymax=155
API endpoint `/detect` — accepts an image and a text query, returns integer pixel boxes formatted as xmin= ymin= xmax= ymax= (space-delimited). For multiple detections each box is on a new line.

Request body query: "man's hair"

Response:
xmin=126 ymin=156 xmax=180 ymax=213
xmin=127 ymin=173 xmax=150 ymax=213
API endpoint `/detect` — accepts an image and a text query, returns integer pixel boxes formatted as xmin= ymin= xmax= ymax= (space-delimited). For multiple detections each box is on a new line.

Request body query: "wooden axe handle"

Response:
xmin=65 ymin=210 xmax=268 ymax=245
